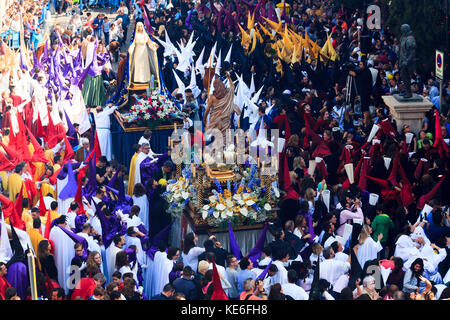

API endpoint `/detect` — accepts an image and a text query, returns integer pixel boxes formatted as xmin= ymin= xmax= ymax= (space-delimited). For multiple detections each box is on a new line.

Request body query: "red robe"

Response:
xmin=71 ymin=277 xmax=96 ymax=300
xmin=0 ymin=276 xmax=12 ymax=300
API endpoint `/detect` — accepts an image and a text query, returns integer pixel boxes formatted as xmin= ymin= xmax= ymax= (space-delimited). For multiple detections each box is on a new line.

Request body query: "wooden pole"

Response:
xmin=27 ymin=251 xmax=38 ymax=300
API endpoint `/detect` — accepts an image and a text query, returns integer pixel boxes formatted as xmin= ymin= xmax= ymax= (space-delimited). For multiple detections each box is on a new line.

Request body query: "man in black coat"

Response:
xmin=284 ymin=221 xmax=306 ymax=261
xmin=268 ymin=228 xmax=290 ymax=261
xmin=197 ymin=238 xmax=230 ymax=267
xmin=152 ymin=160 xmax=174 ymax=182
xmin=172 ymin=266 xmax=199 ymax=300
xmin=349 ymin=59 xmax=373 ymax=124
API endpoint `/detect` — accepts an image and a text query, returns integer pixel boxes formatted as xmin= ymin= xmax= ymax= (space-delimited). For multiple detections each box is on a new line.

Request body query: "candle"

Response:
xmin=257 ymin=157 xmax=260 ymax=168
xmin=266 ymin=145 xmax=269 ymax=156
xmin=192 ymin=165 xmax=196 ymax=178
xmin=174 ymin=123 xmax=177 ymax=134
xmin=168 ymin=137 xmax=171 ymax=149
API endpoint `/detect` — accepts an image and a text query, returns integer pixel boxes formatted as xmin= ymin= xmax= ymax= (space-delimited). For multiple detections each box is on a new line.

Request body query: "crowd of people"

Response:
xmin=0 ymin=0 xmax=449 ymax=301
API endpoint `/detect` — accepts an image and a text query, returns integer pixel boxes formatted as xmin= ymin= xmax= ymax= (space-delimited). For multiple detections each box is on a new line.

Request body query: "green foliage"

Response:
xmin=386 ymin=0 xmax=446 ymax=74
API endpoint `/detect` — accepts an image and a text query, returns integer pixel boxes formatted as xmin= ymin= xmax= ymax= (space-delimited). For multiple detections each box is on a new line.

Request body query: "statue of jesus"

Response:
xmin=203 ymin=73 xmax=241 ymax=137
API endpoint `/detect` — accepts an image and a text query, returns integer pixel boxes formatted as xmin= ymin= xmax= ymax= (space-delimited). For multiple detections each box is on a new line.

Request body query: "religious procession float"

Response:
xmin=162 ymin=141 xmax=281 ymax=232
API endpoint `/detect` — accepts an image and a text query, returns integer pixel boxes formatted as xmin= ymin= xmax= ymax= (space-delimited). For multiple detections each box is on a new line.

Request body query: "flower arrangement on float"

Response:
xmin=121 ymin=90 xmax=184 ymax=128
xmin=202 ymin=165 xmax=280 ymax=228
xmin=163 ymin=173 xmax=198 ymax=218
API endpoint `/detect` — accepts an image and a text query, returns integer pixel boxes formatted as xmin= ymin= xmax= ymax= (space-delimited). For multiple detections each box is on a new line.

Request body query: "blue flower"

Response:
xmin=214 ymin=178 xmax=224 ymax=195
xmin=251 ymin=204 xmax=261 ymax=213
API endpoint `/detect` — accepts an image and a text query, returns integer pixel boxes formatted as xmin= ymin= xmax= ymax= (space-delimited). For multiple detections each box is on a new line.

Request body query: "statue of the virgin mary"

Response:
xmin=128 ymin=22 xmax=160 ymax=89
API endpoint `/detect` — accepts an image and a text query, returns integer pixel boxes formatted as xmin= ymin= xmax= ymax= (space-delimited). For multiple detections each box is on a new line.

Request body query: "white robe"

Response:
xmin=134 ymin=152 xmax=152 ymax=186
xmin=49 ymin=226 xmax=76 ymax=294
xmin=118 ymin=264 xmax=138 ymax=284
xmin=394 ymin=235 xmax=421 ymax=262
xmin=89 ymin=197 xmax=103 ymax=235
xmin=77 ymin=232 xmax=102 ymax=253
xmin=125 ymin=235 xmax=146 ymax=267
xmin=64 ymin=211 xmax=77 ymax=230
xmin=64 ymin=85 xmax=90 ymax=135
xmin=319 ymin=259 xmax=350 ymax=287
xmin=132 ymin=194 xmax=149 ymax=231
xmin=356 ymin=238 xmax=383 ymax=269
xmin=124 ymin=215 xmax=144 ymax=229
xmin=106 ymin=245 xmax=122 ymax=282
xmin=152 ymin=251 xmax=173 ymax=295
xmin=94 ymin=105 xmax=118 ymax=161
xmin=57 ymin=173 xmax=74 ymax=216
xmin=271 ymin=260 xmax=288 ymax=286
xmin=143 ymin=254 xmax=155 ymax=298
xmin=282 ymin=283 xmax=309 ymax=300
xmin=181 ymin=247 xmax=205 ymax=273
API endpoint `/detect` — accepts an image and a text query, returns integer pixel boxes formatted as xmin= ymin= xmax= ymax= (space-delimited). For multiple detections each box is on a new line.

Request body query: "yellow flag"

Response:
xmin=238 ymin=24 xmax=251 ymax=51
xmin=247 ymin=12 xmax=255 ymax=30
xmin=249 ymin=29 xmax=257 ymax=54
xmin=255 ymin=29 xmax=264 ymax=43
xmin=258 ymin=23 xmax=273 ymax=40
xmin=262 ymin=16 xmax=282 ymax=33
xmin=320 ymin=33 xmax=339 ymax=62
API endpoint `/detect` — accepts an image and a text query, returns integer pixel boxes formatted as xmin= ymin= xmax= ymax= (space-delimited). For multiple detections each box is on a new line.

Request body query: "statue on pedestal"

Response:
xmin=396 ymin=24 xmax=421 ymax=101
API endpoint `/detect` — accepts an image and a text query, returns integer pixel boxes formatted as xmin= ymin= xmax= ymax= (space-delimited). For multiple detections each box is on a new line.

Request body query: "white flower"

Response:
xmin=213 ymin=211 xmax=220 ymax=218
xmin=216 ymin=204 xmax=226 ymax=211
xmin=273 ymin=187 xmax=280 ymax=198
xmin=226 ymin=199 xmax=233 ymax=207
xmin=246 ymin=200 xmax=255 ymax=206
xmin=240 ymin=208 xmax=248 ymax=216
xmin=209 ymin=195 xmax=217 ymax=203
xmin=264 ymin=203 xmax=272 ymax=211
xmin=238 ymin=200 xmax=245 ymax=206
xmin=181 ymin=191 xmax=189 ymax=200
xmin=202 ymin=211 xmax=208 ymax=219
xmin=221 ymin=212 xmax=228 ymax=219
xmin=233 ymin=194 xmax=242 ymax=201
xmin=202 ymin=205 xmax=210 ymax=210
xmin=225 ymin=210 xmax=233 ymax=217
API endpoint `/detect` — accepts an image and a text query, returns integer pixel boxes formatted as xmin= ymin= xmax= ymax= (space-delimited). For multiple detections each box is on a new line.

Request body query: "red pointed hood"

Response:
xmin=210 ymin=257 xmax=229 ymax=300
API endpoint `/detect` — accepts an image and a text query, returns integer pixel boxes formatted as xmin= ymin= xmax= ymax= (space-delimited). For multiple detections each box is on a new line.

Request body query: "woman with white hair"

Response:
xmin=353 ymin=276 xmax=380 ymax=300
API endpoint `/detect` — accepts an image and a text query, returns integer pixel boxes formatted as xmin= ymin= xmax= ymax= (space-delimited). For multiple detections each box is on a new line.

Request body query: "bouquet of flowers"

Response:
xmin=163 ymin=170 xmax=198 ymax=219
xmin=121 ymin=90 xmax=183 ymax=128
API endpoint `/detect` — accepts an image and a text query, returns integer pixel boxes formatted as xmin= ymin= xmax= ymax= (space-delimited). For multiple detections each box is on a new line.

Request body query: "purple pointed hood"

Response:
xmin=256 ymin=260 xmax=273 ymax=280
xmin=146 ymin=222 xmax=173 ymax=260
xmin=64 ymin=109 xmax=79 ymax=149
xmin=59 ymin=160 xmax=78 ymax=199
xmin=57 ymin=225 xmax=89 ymax=260
xmin=228 ymin=220 xmax=243 ymax=260
xmin=246 ymin=222 xmax=269 ymax=266
xmin=85 ymin=151 xmax=98 ymax=199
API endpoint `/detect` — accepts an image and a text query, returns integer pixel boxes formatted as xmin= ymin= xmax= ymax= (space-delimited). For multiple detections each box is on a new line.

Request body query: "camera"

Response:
xmin=343 ymin=61 xmax=357 ymax=72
